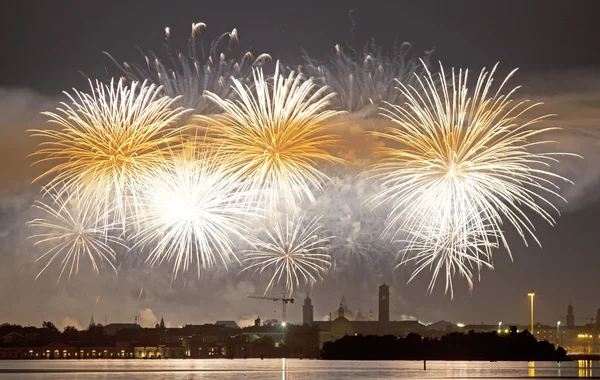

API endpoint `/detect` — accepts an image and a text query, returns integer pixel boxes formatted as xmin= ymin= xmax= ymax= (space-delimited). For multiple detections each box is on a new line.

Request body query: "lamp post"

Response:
xmin=498 ymin=321 xmax=502 ymax=334
xmin=527 ymin=290 xmax=535 ymax=336
xmin=557 ymin=321 xmax=561 ymax=347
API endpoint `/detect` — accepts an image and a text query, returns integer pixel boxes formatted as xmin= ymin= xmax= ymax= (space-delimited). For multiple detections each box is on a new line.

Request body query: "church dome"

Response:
xmin=331 ymin=316 xmax=354 ymax=341
xmin=331 ymin=301 xmax=354 ymax=340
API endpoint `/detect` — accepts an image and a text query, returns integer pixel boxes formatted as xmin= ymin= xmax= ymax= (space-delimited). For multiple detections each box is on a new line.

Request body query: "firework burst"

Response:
xmin=202 ymin=62 xmax=344 ymax=210
xmin=398 ymin=213 xmax=498 ymax=298
xmin=369 ymin=62 xmax=574 ymax=294
xmin=27 ymin=190 xmax=126 ymax=282
xmin=132 ymin=141 xmax=255 ymax=278
xmin=302 ymin=41 xmax=432 ymax=116
xmin=242 ymin=213 xmax=333 ymax=296
xmin=108 ymin=23 xmax=271 ymax=113
xmin=30 ymin=79 xmax=189 ymax=229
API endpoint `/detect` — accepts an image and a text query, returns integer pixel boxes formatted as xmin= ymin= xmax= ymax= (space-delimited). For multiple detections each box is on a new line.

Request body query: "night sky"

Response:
xmin=1 ymin=0 xmax=600 ymax=329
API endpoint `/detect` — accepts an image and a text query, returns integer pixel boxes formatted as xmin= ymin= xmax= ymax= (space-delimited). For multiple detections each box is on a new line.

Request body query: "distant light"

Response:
xmin=505 ymin=329 xmax=509 ymax=333
xmin=281 ymin=322 xmax=287 ymax=327
xmin=457 ymin=323 xmax=465 ymax=328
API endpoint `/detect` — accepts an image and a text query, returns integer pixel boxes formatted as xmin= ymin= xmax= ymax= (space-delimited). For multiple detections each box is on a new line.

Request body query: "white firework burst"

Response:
xmin=369 ymin=61 xmax=575 ymax=295
xmin=28 ymin=190 xmax=126 ymax=282
xmin=242 ymin=213 xmax=333 ymax=296
xmin=132 ymin=142 xmax=255 ymax=278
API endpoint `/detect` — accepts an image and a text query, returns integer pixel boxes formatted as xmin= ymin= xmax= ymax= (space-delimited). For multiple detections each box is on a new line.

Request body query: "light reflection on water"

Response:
xmin=0 ymin=359 xmax=597 ymax=379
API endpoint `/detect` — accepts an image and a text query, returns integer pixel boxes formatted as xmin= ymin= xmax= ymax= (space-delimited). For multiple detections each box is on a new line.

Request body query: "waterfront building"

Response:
xmin=305 ymin=283 xmax=426 ymax=344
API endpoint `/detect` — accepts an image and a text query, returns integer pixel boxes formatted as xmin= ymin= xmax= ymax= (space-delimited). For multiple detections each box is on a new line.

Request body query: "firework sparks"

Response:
xmin=202 ymin=62 xmax=344 ymax=210
xmin=107 ymin=24 xmax=271 ymax=113
xmin=30 ymin=79 xmax=189 ymax=229
xmin=242 ymin=213 xmax=333 ymax=296
xmin=369 ymin=62 xmax=574 ymax=294
xmin=27 ymin=190 xmax=126 ymax=282
xmin=302 ymin=41 xmax=432 ymax=116
xmin=306 ymin=175 xmax=392 ymax=275
xmin=398 ymin=213 xmax=498 ymax=298
xmin=132 ymin=141 xmax=255 ymax=278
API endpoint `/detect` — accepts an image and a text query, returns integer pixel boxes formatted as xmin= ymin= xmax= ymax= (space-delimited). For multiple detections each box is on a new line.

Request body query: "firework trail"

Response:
xmin=27 ymin=190 xmax=126 ymax=282
xmin=107 ymin=23 xmax=271 ymax=113
xmin=242 ymin=213 xmax=332 ymax=297
xmin=202 ymin=62 xmax=344 ymax=211
xmin=132 ymin=140 xmax=256 ymax=278
xmin=30 ymin=79 xmax=189 ymax=229
xmin=369 ymin=62 xmax=574 ymax=295
xmin=302 ymin=41 xmax=432 ymax=116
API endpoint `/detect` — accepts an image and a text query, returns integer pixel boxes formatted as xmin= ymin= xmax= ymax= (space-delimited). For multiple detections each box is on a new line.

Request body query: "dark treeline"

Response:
xmin=322 ymin=327 xmax=568 ymax=361
xmin=0 ymin=322 xmax=110 ymax=347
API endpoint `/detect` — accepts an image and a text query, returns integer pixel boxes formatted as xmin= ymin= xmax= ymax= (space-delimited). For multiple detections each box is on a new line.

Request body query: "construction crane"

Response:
xmin=247 ymin=293 xmax=295 ymax=324
xmin=576 ymin=317 xmax=596 ymax=325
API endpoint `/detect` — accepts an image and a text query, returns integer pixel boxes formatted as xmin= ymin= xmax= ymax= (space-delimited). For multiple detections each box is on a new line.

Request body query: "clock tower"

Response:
xmin=378 ymin=283 xmax=389 ymax=323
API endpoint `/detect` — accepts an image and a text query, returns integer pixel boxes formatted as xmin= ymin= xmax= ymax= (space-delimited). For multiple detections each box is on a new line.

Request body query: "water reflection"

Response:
xmin=282 ymin=358 xmax=286 ymax=380
xmin=528 ymin=361 xmax=535 ymax=377
xmin=0 ymin=359 xmax=598 ymax=379
xmin=579 ymin=359 xmax=593 ymax=377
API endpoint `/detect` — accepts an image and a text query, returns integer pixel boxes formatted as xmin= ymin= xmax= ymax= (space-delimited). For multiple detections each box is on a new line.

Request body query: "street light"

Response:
xmin=557 ymin=321 xmax=561 ymax=346
xmin=527 ymin=290 xmax=535 ymax=336
xmin=498 ymin=321 xmax=502 ymax=334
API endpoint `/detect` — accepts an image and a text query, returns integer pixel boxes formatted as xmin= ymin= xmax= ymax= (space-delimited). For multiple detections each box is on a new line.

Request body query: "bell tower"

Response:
xmin=566 ymin=302 xmax=574 ymax=327
xmin=303 ymin=295 xmax=314 ymax=325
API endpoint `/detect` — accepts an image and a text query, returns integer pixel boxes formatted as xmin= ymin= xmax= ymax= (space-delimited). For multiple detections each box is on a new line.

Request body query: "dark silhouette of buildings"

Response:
xmin=302 ymin=296 xmax=313 ymax=326
xmin=4 ymin=294 xmax=600 ymax=360
xmin=308 ymin=283 xmax=425 ymax=343
xmin=103 ymin=323 xmax=141 ymax=336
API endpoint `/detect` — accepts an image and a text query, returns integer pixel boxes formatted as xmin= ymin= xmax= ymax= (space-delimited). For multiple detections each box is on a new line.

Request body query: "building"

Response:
xmin=307 ymin=283 xmax=426 ymax=344
xmin=133 ymin=344 xmax=185 ymax=358
xmin=103 ymin=323 xmax=141 ymax=336
xmin=2 ymin=332 xmax=25 ymax=345
xmin=567 ymin=303 xmax=575 ymax=327
xmin=241 ymin=324 xmax=286 ymax=346
xmin=215 ymin=321 xmax=240 ymax=329
xmin=302 ymin=296 xmax=314 ymax=325
xmin=0 ymin=342 xmax=134 ymax=360
xmin=330 ymin=303 xmax=354 ymax=341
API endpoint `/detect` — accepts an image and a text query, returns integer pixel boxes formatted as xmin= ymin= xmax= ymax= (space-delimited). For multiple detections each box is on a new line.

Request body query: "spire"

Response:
xmin=338 ymin=302 xmax=344 ymax=318
xmin=88 ymin=315 xmax=95 ymax=329
xmin=159 ymin=317 xmax=165 ymax=329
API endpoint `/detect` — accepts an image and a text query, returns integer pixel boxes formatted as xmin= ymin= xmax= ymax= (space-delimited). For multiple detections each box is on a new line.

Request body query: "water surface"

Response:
xmin=0 ymin=359 xmax=596 ymax=379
